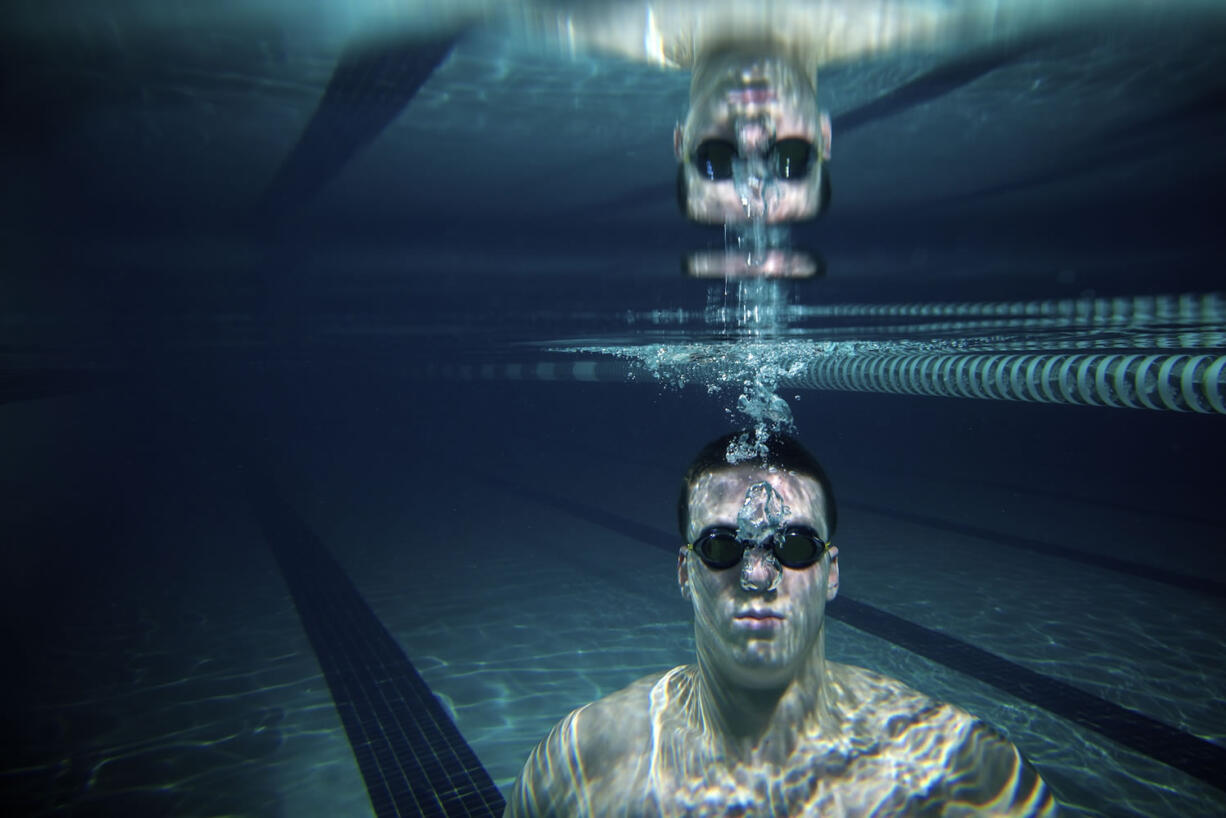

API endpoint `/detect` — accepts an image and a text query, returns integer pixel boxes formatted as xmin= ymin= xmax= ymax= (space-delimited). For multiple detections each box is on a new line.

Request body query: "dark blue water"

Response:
xmin=3 ymin=3 xmax=1225 ymax=816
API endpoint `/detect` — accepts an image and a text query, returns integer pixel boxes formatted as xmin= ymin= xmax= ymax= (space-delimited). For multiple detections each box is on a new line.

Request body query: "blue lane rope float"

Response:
xmin=788 ymin=292 xmax=1226 ymax=322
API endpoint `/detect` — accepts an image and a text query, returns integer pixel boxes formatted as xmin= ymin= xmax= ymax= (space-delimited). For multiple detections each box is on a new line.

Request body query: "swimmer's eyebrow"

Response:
xmin=692 ymin=517 xmax=737 ymax=532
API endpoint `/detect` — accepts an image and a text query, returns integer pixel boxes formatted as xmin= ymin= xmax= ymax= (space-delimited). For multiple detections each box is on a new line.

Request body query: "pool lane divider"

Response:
xmin=485 ymin=476 xmax=1226 ymax=794
xmin=421 ymin=350 xmax=1226 ymax=414
xmin=253 ymin=492 xmax=506 ymax=818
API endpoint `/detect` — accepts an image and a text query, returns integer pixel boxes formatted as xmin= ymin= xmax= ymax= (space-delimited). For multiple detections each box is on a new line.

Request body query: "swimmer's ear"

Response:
xmin=678 ymin=545 xmax=692 ymax=601
xmin=819 ymin=110 xmax=831 ymax=161
xmin=825 ymin=546 xmax=839 ymax=601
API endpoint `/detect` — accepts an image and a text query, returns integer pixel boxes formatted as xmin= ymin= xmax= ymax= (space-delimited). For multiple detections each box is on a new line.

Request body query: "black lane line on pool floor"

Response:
xmin=254 ymin=493 xmax=506 ymax=818
xmin=842 ymin=500 xmax=1226 ymax=599
xmin=489 ymin=477 xmax=1226 ymax=794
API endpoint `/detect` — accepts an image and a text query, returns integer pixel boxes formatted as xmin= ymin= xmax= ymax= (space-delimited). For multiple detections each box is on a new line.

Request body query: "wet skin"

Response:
xmin=679 ymin=466 xmax=837 ymax=703
xmin=506 ymin=465 xmax=1059 ymax=817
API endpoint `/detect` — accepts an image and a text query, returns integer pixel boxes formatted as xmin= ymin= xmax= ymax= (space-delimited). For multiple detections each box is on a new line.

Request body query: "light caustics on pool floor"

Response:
xmin=418 ymin=292 xmax=1226 ymax=415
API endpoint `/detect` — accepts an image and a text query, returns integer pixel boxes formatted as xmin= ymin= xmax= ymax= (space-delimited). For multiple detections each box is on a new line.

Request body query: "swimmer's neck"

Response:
xmin=692 ymin=628 xmax=838 ymax=764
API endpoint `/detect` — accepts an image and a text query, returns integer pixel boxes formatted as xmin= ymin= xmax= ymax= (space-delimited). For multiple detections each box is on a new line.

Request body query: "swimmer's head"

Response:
xmin=677 ymin=431 xmax=839 ymax=688
xmin=674 ymin=44 xmax=832 ymax=224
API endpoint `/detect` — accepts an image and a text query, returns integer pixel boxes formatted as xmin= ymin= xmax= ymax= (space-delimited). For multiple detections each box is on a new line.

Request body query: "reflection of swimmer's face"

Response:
xmin=679 ymin=50 xmax=826 ymax=224
xmin=683 ymin=465 xmax=835 ymax=689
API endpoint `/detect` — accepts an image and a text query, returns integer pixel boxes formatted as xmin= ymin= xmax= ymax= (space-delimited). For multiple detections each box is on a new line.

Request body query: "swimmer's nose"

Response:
xmin=740 ymin=546 xmax=780 ymax=593
xmin=736 ymin=119 xmax=772 ymax=155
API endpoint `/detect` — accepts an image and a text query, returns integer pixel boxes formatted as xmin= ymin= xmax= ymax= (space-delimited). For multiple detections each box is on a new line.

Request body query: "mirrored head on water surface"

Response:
xmin=675 ymin=45 xmax=832 ymax=225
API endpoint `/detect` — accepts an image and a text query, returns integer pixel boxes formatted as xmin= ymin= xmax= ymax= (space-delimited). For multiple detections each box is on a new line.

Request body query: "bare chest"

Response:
xmin=589 ymin=737 xmax=950 ymax=818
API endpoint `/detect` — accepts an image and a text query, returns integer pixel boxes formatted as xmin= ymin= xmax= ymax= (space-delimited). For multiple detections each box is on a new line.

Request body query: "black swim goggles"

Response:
xmin=691 ymin=138 xmax=815 ymax=182
xmin=687 ymin=526 xmax=830 ymax=570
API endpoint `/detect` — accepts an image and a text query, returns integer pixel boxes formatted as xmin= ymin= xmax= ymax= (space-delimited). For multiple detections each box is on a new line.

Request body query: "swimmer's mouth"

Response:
xmin=736 ymin=610 xmax=784 ymax=620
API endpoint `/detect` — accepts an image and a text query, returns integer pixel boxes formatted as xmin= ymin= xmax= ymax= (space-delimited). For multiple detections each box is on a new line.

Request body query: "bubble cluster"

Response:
xmin=568 ymin=337 xmax=834 ymax=458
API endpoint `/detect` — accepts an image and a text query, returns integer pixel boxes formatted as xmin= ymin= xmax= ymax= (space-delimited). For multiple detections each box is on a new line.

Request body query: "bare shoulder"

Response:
xmin=828 ymin=660 xmax=1012 ymax=749
xmin=518 ymin=0 xmax=972 ymax=70
xmin=569 ymin=668 xmax=674 ymax=764
xmin=827 ymin=662 xmax=1060 ymax=817
xmin=504 ymin=668 xmax=678 ymax=817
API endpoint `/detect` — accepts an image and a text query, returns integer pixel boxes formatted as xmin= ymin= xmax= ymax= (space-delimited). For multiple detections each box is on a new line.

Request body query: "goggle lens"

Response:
xmin=697 ymin=532 xmax=744 ymax=568
xmin=691 ymin=139 xmax=815 ymax=182
xmin=776 ymin=529 xmax=821 ymax=566
xmin=694 ymin=140 xmax=736 ymax=181
xmin=772 ymin=138 xmax=813 ymax=180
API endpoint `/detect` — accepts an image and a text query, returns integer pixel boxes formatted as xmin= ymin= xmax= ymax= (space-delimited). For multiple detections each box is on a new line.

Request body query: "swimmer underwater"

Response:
xmin=506 ymin=432 xmax=1058 ymax=817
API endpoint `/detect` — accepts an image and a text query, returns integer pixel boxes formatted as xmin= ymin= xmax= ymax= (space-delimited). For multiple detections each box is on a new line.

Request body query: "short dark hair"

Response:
xmin=677 ymin=431 xmax=837 ymax=539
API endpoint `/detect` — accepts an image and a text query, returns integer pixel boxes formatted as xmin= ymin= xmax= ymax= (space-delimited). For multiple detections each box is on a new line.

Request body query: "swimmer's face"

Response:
xmin=677 ymin=50 xmax=830 ymax=224
xmin=680 ymin=465 xmax=839 ymax=690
